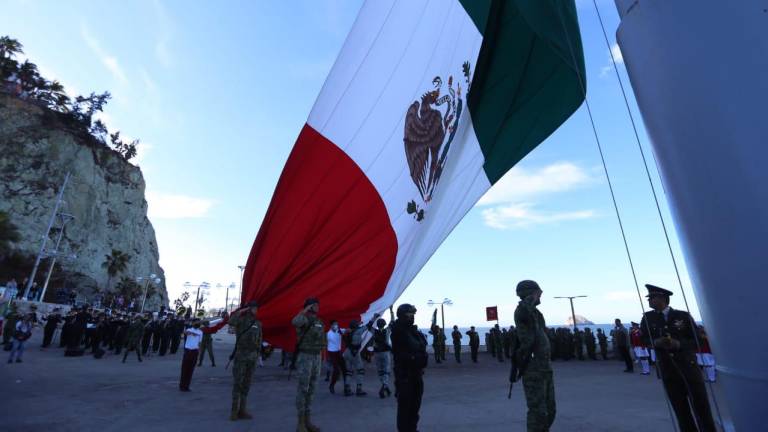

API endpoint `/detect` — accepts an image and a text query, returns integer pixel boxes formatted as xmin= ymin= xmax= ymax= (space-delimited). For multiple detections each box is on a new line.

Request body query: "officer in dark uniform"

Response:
xmin=391 ymin=304 xmax=428 ymax=432
xmin=640 ymin=284 xmax=716 ymax=432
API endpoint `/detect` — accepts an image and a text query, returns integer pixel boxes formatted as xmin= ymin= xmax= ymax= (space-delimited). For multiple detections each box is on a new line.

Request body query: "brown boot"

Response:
xmin=238 ymin=396 xmax=253 ymax=419
xmin=229 ymin=396 xmax=240 ymax=421
xmin=296 ymin=413 xmax=309 ymax=432
xmin=305 ymin=413 xmax=321 ymax=432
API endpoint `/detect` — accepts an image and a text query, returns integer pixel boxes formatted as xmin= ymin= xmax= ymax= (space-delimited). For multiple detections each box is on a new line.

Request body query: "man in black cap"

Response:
xmin=391 ymin=303 xmax=427 ymax=432
xmin=513 ymin=280 xmax=555 ymax=432
xmin=640 ymin=284 xmax=716 ymax=432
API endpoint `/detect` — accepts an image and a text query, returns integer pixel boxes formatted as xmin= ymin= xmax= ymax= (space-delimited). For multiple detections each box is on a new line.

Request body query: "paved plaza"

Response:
xmin=1 ymin=331 xmax=729 ymax=432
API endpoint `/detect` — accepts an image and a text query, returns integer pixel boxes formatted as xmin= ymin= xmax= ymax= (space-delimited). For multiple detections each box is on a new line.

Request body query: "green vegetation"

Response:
xmin=0 ymin=36 xmax=140 ymax=162
xmin=101 ymin=249 xmax=130 ymax=293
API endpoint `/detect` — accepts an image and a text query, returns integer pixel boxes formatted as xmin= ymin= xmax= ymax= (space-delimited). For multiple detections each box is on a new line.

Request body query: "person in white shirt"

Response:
xmin=179 ymin=316 xmax=228 ymax=392
xmin=326 ymin=320 xmax=347 ymax=394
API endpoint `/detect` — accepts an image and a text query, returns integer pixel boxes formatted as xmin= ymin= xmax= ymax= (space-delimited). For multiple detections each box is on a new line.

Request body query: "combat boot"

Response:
xmin=297 ymin=413 xmax=309 ymax=432
xmin=343 ymin=384 xmax=353 ymax=396
xmin=238 ymin=396 xmax=253 ymax=419
xmin=305 ymin=413 xmax=322 ymax=432
xmin=355 ymin=384 xmax=367 ymax=396
xmin=229 ymin=396 xmax=240 ymax=421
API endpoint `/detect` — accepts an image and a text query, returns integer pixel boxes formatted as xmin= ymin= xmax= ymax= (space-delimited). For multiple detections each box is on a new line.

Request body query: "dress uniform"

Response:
xmin=640 ymin=284 xmax=716 ymax=432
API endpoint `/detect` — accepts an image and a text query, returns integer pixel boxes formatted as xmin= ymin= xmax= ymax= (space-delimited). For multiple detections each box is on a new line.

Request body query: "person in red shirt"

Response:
xmin=630 ymin=322 xmax=651 ymax=375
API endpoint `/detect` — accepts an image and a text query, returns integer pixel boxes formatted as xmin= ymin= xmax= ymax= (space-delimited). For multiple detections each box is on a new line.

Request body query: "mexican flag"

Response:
xmin=243 ymin=0 xmax=585 ymax=348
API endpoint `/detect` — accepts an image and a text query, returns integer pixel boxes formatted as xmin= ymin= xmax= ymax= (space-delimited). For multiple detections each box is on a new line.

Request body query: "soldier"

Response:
xmin=391 ymin=304 xmax=428 ymax=432
xmin=491 ymin=324 xmax=504 ymax=362
xmin=292 ymin=298 xmax=326 ymax=432
xmin=373 ymin=308 xmax=394 ymax=398
xmin=343 ymin=316 xmax=376 ymax=396
xmin=229 ymin=301 xmax=261 ymax=421
xmin=158 ymin=316 xmax=171 ymax=356
xmin=513 ymin=280 xmax=555 ymax=432
xmin=502 ymin=328 xmax=510 ymax=359
xmin=465 ymin=326 xmax=480 ymax=363
xmin=613 ymin=319 xmax=633 ymax=372
xmin=41 ymin=307 xmax=62 ymax=348
xmin=640 ymin=284 xmax=716 ymax=432
xmin=197 ymin=320 xmax=216 ymax=366
xmin=573 ymin=329 xmax=585 ymax=360
xmin=584 ymin=328 xmax=597 ymax=360
xmin=630 ymin=322 xmax=650 ymax=375
xmin=486 ymin=331 xmax=494 ymax=357
xmin=429 ymin=325 xmax=443 ymax=364
xmin=141 ymin=314 xmax=154 ymax=355
xmin=122 ymin=314 xmax=144 ymax=363
xmin=169 ymin=312 xmax=184 ymax=354
xmin=451 ymin=325 xmax=462 ymax=363
xmin=596 ymin=328 xmax=608 ymax=360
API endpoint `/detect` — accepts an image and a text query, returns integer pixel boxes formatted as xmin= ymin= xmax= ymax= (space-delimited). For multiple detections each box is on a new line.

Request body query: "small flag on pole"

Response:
xmin=486 ymin=306 xmax=498 ymax=322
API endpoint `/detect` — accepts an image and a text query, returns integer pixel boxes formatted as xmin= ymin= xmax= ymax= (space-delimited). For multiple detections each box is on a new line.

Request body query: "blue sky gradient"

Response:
xmin=2 ymin=0 xmax=702 ymax=327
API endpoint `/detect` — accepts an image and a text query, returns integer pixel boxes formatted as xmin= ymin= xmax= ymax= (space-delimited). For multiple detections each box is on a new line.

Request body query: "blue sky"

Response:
xmin=2 ymin=0 xmax=703 ymax=327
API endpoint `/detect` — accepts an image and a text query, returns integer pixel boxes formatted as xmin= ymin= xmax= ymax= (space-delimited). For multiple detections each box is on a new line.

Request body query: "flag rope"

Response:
xmin=552 ymin=4 xmax=679 ymax=431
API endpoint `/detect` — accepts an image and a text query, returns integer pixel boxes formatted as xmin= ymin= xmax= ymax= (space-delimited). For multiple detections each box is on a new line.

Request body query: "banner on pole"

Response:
xmin=486 ymin=306 xmax=498 ymax=322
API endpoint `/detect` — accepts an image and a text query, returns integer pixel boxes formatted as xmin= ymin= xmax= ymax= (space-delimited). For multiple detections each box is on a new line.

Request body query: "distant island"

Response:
xmin=565 ymin=314 xmax=594 ymax=326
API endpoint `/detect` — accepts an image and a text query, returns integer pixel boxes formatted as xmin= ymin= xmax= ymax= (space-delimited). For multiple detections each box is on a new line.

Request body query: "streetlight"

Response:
xmin=137 ymin=273 xmax=162 ymax=313
xmin=554 ymin=295 xmax=588 ymax=330
xmin=184 ymin=281 xmax=210 ymax=314
xmin=427 ymin=298 xmax=453 ymax=330
xmin=238 ymin=265 xmax=245 ymax=309
xmin=217 ymin=282 xmax=236 ymax=314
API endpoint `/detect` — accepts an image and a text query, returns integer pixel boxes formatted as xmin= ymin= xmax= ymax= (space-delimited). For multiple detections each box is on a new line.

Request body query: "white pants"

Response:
xmin=633 ymin=347 xmax=650 ymax=374
xmin=697 ymin=353 xmax=716 ymax=382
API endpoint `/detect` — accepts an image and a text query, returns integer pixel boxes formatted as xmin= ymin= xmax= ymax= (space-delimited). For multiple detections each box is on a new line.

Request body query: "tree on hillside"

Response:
xmin=0 ymin=36 xmax=23 ymax=59
xmin=115 ymin=276 xmax=141 ymax=301
xmin=0 ymin=211 xmax=21 ymax=259
xmin=101 ymin=249 xmax=130 ymax=293
xmin=173 ymin=292 xmax=190 ymax=312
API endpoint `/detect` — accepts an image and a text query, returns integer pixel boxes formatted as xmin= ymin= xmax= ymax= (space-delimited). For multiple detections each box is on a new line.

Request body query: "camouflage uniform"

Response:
xmin=292 ymin=311 xmax=326 ymax=427
xmin=122 ymin=319 xmax=144 ymax=363
xmin=198 ymin=323 xmax=216 ymax=366
xmin=230 ymin=311 xmax=262 ymax=420
xmin=597 ymin=329 xmax=608 ymax=360
xmin=584 ymin=328 xmax=597 ymax=360
xmin=515 ymin=297 xmax=555 ymax=432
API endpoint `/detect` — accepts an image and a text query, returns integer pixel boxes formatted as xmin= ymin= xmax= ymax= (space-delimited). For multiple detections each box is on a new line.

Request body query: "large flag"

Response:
xmin=243 ymin=0 xmax=585 ymax=348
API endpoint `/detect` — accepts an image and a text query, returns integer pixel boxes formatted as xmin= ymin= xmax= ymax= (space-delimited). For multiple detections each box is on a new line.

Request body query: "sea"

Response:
xmin=418 ymin=323 xmax=621 ymax=346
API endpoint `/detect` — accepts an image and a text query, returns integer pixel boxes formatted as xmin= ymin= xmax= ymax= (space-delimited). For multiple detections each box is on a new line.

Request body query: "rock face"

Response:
xmin=0 ymin=94 xmax=167 ymax=308
xmin=565 ymin=315 xmax=594 ymax=326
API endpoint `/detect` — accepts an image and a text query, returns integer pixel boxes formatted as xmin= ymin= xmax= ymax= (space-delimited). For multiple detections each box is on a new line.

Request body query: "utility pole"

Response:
xmin=554 ymin=295 xmax=588 ymax=330
xmin=24 ymin=172 xmax=71 ymax=299
xmin=38 ymin=212 xmax=76 ymax=302
xmin=238 ymin=265 xmax=245 ymax=310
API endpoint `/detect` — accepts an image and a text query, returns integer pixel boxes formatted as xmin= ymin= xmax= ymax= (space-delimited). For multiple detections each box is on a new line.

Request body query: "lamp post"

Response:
xmin=554 ymin=295 xmax=588 ymax=330
xmin=185 ymin=281 xmax=210 ymax=314
xmin=238 ymin=265 xmax=245 ymax=308
xmin=217 ymin=282 xmax=236 ymax=314
xmin=137 ymin=273 xmax=162 ymax=313
xmin=427 ymin=298 xmax=453 ymax=330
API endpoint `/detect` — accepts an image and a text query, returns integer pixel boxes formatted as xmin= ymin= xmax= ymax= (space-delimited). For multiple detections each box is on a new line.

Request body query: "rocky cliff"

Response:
xmin=0 ymin=94 xmax=167 ymax=307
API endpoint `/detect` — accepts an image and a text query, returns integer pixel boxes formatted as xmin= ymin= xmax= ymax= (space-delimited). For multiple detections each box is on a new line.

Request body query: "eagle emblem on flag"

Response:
xmin=404 ymin=62 xmax=472 ymax=221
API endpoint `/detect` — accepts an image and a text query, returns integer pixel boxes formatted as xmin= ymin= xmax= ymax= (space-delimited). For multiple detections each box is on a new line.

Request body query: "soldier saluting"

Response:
xmin=228 ymin=301 xmax=261 ymax=421
xmin=640 ymin=284 xmax=716 ymax=432
xmin=513 ymin=280 xmax=555 ymax=432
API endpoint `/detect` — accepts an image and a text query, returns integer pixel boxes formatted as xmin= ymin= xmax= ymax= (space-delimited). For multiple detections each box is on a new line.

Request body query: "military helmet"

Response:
xmin=396 ymin=303 xmax=417 ymax=318
xmin=376 ymin=318 xmax=386 ymax=328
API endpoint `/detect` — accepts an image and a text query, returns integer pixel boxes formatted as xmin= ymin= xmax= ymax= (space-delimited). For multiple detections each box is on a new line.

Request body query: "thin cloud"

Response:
xmin=146 ymin=192 xmax=213 ymax=219
xmin=481 ymin=203 xmax=596 ymax=230
xmin=81 ymin=25 xmax=128 ymax=84
xmin=479 ymin=162 xmax=595 ymax=206
xmin=600 ymin=43 xmax=624 ymax=77
xmin=152 ymin=0 xmax=173 ymax=68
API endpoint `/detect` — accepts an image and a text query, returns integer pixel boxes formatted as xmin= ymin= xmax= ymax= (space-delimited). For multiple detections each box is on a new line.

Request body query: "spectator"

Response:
xmin=8 ymin=313 xmax=34 ymax=363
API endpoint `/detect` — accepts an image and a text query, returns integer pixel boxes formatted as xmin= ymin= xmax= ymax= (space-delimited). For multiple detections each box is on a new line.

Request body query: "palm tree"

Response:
xmin=101 ymin=249 xmax=130 ymax=294
xmin=0 ymin=36 xmax=23 ymax=59
xmin=17 ymin=60 xmax=41 ymax=92
xmin=41 ymin=80 xmax=70 ymax=112
xmin=0 ymin=211 xmax=20 ymax=258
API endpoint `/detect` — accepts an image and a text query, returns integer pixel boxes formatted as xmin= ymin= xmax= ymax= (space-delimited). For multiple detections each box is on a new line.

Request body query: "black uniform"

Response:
xmin=42 ymin=313 xmax=61 ymax=347
xmin=169 ymin=318 xmax=183 ymax=354
xmin=641 ymin=307 xmax=715 ymax=432
xmin=451 ymin=329 xmax=462 ymax=363
xmin=391 ymin=317 xmax=428 ymax=432
xmin=465 ymin=329 xmax=480 ymax=363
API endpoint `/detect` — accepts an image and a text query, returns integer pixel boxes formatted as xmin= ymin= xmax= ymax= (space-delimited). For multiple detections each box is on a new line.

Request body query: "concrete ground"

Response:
xmin=0 ymin=331 xmax=730 ymax=432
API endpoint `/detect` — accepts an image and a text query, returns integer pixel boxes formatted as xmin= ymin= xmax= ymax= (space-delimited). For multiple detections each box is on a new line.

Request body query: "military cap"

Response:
xmin=516 ymin=280 xmax=541 ymax=298
xmin=303 ymin=297 xmax=320 ymax=307
xmin=645 ymin=284 xmax=673 ymax=298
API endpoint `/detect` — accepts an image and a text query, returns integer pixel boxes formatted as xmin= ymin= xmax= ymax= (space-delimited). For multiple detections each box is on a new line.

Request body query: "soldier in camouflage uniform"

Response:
xmin=229 ymin=301 xmax=261 ymax=421
xmin=584 ymin=328 xmax=597 ymax=360
xmin=574 ymin=329 xmax=585 ymax=361
xmin=514 ymin=280 xmax=555 ymax=432
xmin=292 ymin=298 xmax=326 ymax=432
xmin=122 ymin=314 xmax=144 ymax=363
xmin=491 ymin=324 xmax=504 ymax=362
xmin=596 ymin=328 xmax=608 ymax=360
xmin=197 ymin=320 xmax=216 ymax=366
